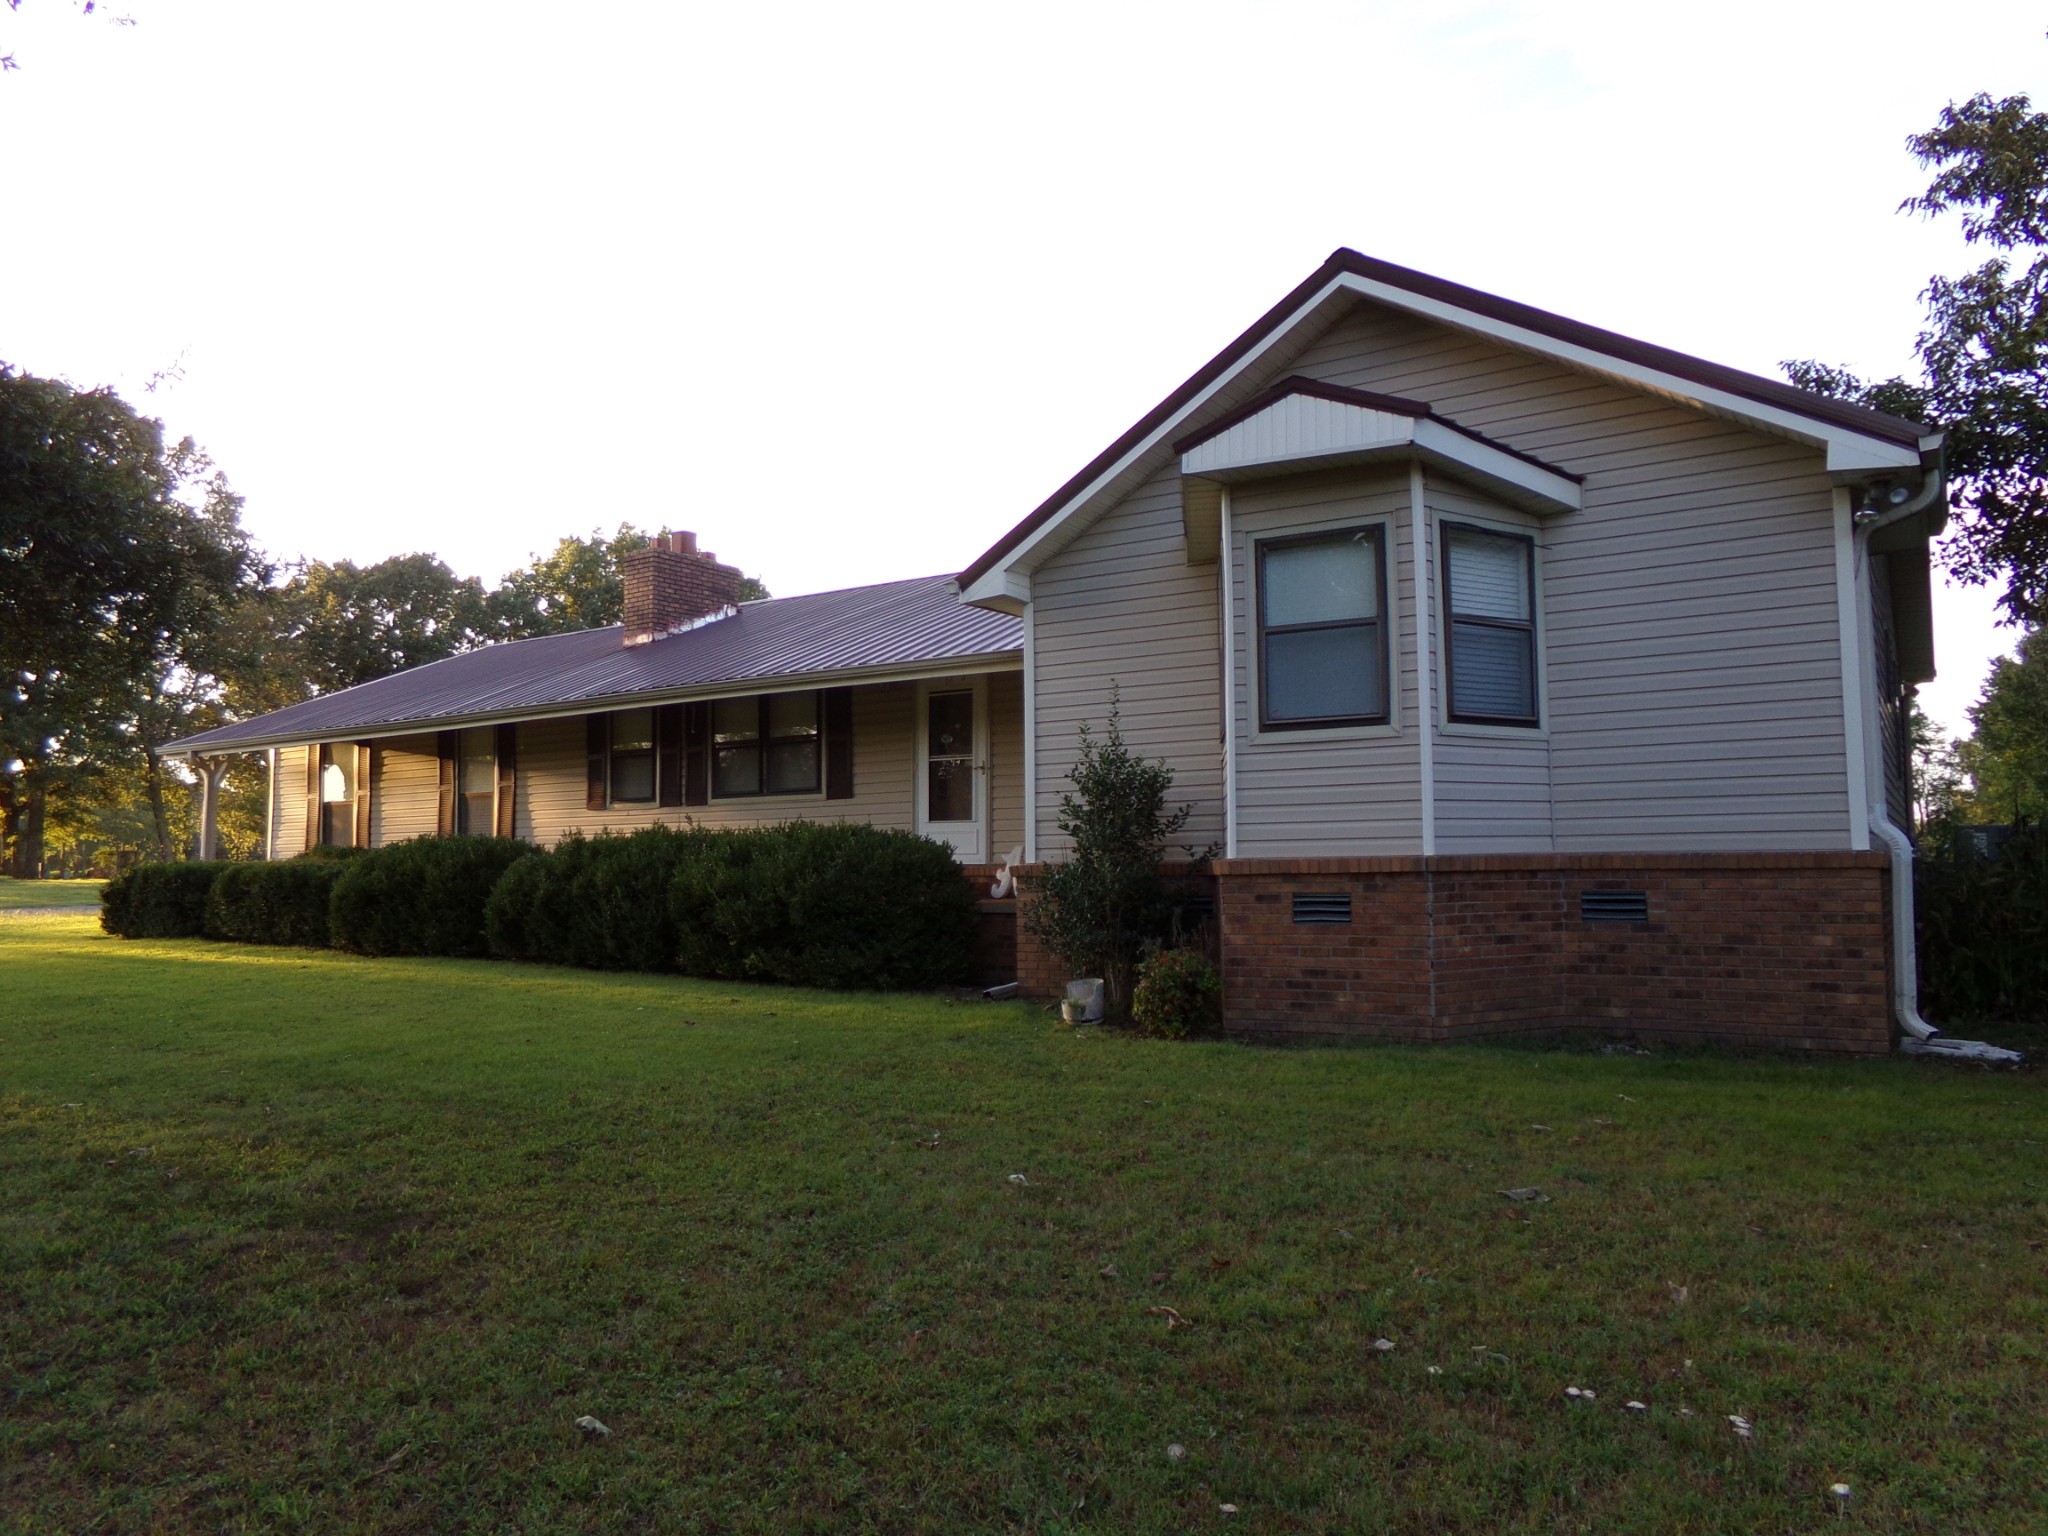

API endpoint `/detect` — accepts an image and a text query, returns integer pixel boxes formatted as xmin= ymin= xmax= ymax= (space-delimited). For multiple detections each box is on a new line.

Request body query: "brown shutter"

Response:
xmin=683 ymin=702 xmax=709 ymax=806
xmin=824 ymin=687 xmax=855 ymax=800
xmin=354 ymin=742 xmax=374 ymax=849
xmin=586 ymin=714 xmax=609 ymax=812
xmin=495 ymin=723 xmax=518 ymax=838
xmin=304 ymin=746 xmax=321 ymax=852
xmin=436 ymin=731 xmax=459 ymax=835
xmin=656 ymin=703 xmax=685 ymax=807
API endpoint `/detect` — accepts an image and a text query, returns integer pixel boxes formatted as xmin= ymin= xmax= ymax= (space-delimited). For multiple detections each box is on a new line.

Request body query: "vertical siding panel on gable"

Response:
xmin=1228 ymin=472 xmax=1422 ymax=857
xmin=1282 ymin=301 xmax=1851 ymax=852
xmin=1029 ymin=466 xmax=1223 ymax=861
xmin=371 ymin=735 xmax=442 ymax=847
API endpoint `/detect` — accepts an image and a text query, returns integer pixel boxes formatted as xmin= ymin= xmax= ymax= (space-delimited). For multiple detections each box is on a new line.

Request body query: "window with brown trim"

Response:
xmin=318 ymin=744 xmax=356 ymax=847
xmin=1442 ymin=522 xmax=1538 ymax=727
xmin=1256 ymin=526 xmax=1388 ymax=729
xmin=456 ymin=726 xmax=496 ymax=833
xmin=609 ymin=708 xmax=657 ymax=804
xmin=712 ymin=690 xmax=822 ymax=797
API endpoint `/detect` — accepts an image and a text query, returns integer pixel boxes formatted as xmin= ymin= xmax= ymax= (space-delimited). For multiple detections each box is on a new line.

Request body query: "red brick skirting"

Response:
xmin=1214 ymin=853 xmax=1892 ymax=1054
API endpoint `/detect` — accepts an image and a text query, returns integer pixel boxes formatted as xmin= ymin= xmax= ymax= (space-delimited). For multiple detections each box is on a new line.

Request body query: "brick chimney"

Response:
xmin=621 ymin=530 xmax=746 ymax=646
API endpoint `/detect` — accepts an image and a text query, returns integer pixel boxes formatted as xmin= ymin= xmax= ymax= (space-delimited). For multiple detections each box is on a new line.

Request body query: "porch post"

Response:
xmin=196 ymin=756 xmax=227 ymax=861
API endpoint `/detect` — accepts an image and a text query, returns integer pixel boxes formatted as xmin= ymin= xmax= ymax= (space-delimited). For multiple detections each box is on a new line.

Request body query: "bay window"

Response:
xmin=1257 ymin=526 xmax=1388 ymax=729
xmin=1442 ymin=523 xmax=1538 ymax=727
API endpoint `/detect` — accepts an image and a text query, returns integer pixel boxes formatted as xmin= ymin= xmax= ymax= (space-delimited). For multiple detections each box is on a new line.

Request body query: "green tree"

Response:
xmin=1 ymin=366 xmax=260 ymax=876
xmin=1960 ymin=627 xmax=2048 ymax=823
xmin=1023 ymin=695 xmax=1205 ymax=1020
xmin=489 ymin=526 xmax=769 ymax=640
xmin=1784 ymin=82 xmax=2048 ymax=624
xmin=270 ymin=553 xmax=489 ymax=695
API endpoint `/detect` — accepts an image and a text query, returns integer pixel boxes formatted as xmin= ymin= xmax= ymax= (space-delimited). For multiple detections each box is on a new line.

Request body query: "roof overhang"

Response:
xmin=159 ymin=651 xmax=1025 ymax=759
xmin=960 ymin=249 xmax=1937 ymax=608
xmin=1172 ymin=378 xmax=1583 ymax=562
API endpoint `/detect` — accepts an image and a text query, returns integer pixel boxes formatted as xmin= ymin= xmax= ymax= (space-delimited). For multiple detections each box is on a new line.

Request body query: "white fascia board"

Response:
xmin=958 ymin=568 xmax=1031 ymax=611
xmin=1181 ymin=413 xmax=1580 ymax=517
xmin=158 ymin=652 xmax=1027 ymax=758
xmin=1327 ymin=272 xmax=1921 ymax=475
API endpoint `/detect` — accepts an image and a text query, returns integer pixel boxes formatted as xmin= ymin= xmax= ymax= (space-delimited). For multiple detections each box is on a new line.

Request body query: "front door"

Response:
xmin=916 ymin=680 xmax=987 ymax=862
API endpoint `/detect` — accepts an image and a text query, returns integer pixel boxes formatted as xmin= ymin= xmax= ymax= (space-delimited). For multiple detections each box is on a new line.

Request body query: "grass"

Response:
xmin=2 ymin=913 xmax=2044 ymax=1534
xmin=0 ymin=876 xmax=103 ymax=911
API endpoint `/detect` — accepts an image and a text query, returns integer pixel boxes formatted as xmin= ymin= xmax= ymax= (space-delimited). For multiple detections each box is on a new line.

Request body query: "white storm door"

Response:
xmin=915 ymin=680 xmax=987 ymax=862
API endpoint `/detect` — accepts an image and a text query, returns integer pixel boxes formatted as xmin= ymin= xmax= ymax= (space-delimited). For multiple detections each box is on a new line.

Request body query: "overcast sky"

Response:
xmin=2 ymin=0 xmax=2039 ymax=734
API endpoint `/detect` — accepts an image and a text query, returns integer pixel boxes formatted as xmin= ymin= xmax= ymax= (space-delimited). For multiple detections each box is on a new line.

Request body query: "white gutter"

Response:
xmin=1022 ymin=602 xmax=1038 ymax=863
xmin=1851 ymin=470 xmax=2024 ymax=1063
xmin=1220 ymin=488 xmax=1237 ymax=860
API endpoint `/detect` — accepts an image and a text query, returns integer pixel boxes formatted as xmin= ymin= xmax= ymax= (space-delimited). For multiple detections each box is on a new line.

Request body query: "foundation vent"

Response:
xmin=1580 ymin=890 xmax=1649 ymax=924
xmin=1292 ymin=892 xmax=1353 ymax=925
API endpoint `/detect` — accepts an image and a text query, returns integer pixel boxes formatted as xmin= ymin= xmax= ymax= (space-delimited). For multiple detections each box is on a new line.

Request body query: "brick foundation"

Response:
xmin=1215 ymin=853 xmax=1894 ymax=1054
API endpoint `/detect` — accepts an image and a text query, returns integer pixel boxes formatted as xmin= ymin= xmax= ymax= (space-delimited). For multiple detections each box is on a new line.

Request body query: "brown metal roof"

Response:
xmin=958 ymin=248 xmax=1934 ymax=590
xmin=164 ymin=576 xmax=1021 ymax=756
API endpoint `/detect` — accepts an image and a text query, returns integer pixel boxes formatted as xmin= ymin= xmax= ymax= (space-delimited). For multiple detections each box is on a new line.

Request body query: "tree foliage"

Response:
xmin=489 ymin=525 xmax=769 ymax=640
xmin=1960 ymin=626 xmax=2048 ymax=822
xmin=1784 ymin=85 xmax=2048 ymax=623
xmin=1 ymin=365 xmax=262 ymax=874
xmin=1023 ymin=696 xmax=1205 ymax=1020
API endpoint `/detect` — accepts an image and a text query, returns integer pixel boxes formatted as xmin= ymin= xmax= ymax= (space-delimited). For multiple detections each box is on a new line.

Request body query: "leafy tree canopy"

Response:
xmin=489 ymin=526 xmax=769 ymax=641
xmin=1785 ymin=84 xmax=2048 ymax=624
xmin=1963 ymin=626 xmax=2048 ymax=822
xmin=1 ymin=364 xmax=262 ymax=872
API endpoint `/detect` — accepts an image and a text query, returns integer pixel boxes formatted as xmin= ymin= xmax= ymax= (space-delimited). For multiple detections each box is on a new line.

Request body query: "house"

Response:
xmin=165 ymin=249 xmax=1965 ymax=1056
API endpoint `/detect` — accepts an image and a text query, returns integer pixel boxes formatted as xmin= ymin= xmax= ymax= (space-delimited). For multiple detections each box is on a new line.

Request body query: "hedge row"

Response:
xmin=100 ymin=823 xmax=978 ymax=991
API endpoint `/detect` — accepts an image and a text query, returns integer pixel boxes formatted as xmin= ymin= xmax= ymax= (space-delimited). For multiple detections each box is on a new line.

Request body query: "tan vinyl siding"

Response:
xmin=1281 ymin=301 xmax=1852 ymax=852
xmin=987 ymin=669 xmax=1026 ymax=858
xmin=371 ymin=735 xmax=442 ymax=846
xmin=273 ymin=745 xmax=309 ymax=859
xmin=1030 ymin=464 xmax=1224 ymax=861
xmin=1229 ymin=472 xmax=1421 ymax=857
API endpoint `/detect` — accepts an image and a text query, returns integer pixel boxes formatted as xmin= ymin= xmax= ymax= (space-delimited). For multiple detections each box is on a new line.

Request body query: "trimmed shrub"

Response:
xmin=485 ymin=826 xmax=721 ymax=971
xmin=1130 ymin=948 xmax=1223 ymax=1038
xmin=670 ymin=821 xmax=977 ymax=989
xmin=203 ymin=858 xmax=351 ymax=947
xmin=100 ymin=861 xmax=228 ymax=938
xmin=293 ymin=843 xmax=372 ymax=863
xmin=329 ymin=836 xmax=533 ymax=958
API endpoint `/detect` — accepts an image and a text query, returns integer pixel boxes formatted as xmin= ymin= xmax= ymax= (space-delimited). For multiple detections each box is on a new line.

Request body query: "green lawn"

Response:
xmin=0 ymin=876 xmax=103 ymax=911
xmin=3 ymin=913 xmax=2044 ymax=1534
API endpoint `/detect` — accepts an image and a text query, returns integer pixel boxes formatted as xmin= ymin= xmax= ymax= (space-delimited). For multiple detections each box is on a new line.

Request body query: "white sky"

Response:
xmin=1 ymin=0 xmax=2037 ymax=736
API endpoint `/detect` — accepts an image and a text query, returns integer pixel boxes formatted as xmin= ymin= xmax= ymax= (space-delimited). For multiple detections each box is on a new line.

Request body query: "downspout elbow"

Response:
xmin=1867 ymin=810 xmax=1936 ymax=1041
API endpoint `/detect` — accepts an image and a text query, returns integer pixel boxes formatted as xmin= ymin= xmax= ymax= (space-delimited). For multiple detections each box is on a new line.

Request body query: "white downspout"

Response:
xmin=1410 ymin=462 xmax=1435 ymax=856
xmin=1220 ymin=487 xmax=1237 ymax=861
xmin=1853 ymin=470 xmax=2024 ymax=1063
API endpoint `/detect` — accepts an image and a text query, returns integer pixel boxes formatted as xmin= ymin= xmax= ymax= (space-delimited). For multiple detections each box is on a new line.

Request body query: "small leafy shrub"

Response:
xmin=100 ymin=861 xmax=228 ymax=938
xmin=669 ymin=821 xmax=977 ymax=989
xmin=1024 ymin=695 xmax=1209 ymax=1019
xmin=203 ymin=858 xmax=351 ymax=947
xmin=292 ymin=843 xmax=372 ymax=863
xmin=329 ymin=836 xmax=533 ymax=958
xmin=485 ymin=826 xmax=721 ymax=971
xmin=1917 ymin=817 xmax=2048 ymax=1022
xmin=1130 ymin=948 xmax=1223 ymax=1038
